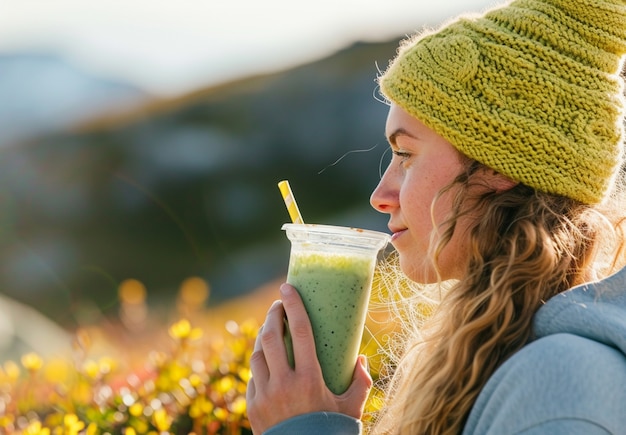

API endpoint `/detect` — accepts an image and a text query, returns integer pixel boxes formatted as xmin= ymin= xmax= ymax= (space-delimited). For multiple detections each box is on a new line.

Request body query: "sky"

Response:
xmin=0 ymin=0 xmax=497 ymax=96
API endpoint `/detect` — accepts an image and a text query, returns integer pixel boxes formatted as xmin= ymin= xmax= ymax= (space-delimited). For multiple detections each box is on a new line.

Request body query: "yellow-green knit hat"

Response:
xmin=379 ymin=0 xmax=626 ymax=204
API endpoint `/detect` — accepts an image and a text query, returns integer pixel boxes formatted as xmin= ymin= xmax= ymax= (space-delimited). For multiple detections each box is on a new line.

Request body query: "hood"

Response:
xmin=533 ymin=265 xmax=626 ymax=356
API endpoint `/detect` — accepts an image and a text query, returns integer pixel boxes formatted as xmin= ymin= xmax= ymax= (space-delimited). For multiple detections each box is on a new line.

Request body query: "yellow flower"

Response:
xmin=78 ymin=356 xmax=117 ymax=382
xmin=82 ymin=359 xmax=100 ymax=380
xmin=215 ymin=376 xmax=234 ymax=394
xmin=189 ymin=395 xmax=213 ymax=418
xmin=23 ymin=420 xmax=50 ymax=435
xmin=213 ymin=407 xmax=229 ymax=422
xmin=63 ymin=414 xmax=85 ymax=435
xmin=43 ymin=358 xmax=72 ymax=384
xmin=124 ymin=428 xmax=136 ymax=435
xmin=21 ymin=352 xmax=44 ymax=372
xmin=3 ymin=361 xmax=20 ymax=381
xmin=0 ymin=415 xmax=14 ymax=428
xmin=132 ymin=420 xmax=149 ymax=434
xmin=229 ymin=338 xmax=247 ymax=358
xmin=168 ymin=319 xmax=203 ymax=341
xmin=188 ymin=372 xmax=203 ymax=387
xmin=152 ymin=409 xmax=171 ymax=432
xmin=229 ymin=396 xmax=247 ymax=415
xmin=239 ymin=319 xmax=259 ymax=338
xmin=238 ymin=367 xmax=251 ymax=383
xmin=86 ymin=422 xmax=98 ymax=435
xmin=166 ymin=361 xmax=189 ymax=384
xmin=42 ymin=412 xmax=63 ymax=429
xmin=129 ymin=402 xmax=143 ymax=417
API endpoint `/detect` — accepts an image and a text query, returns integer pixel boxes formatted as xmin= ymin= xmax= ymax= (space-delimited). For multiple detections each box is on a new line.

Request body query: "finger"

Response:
xmin=246 ymin=376 xmax=256 ymax=401
xmin=245 ymin=377 xmax=263 ymax=435
xmin=249 ymin=325 xmax=269 ymax=389
xmin=351 ymin=355 xmax=373 ymax=394
xmin=259 ymin=299 xmax=290 ymax=375
xmin=338 ymin=355 xmax=373 ymax=418
xmin=253 ymin=324 xmax=264 ymax=353
xmin=280 ymin=283 xmax=320 ymax=375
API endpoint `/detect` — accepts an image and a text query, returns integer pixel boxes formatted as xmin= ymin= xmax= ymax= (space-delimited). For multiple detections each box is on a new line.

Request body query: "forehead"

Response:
xmin=384 ymin=103 xmax=438 ymax=143
xmin=385 ymin=103 xmax=442 ymax=135
xmin=385 ymin=103 xmax=414 ymax=135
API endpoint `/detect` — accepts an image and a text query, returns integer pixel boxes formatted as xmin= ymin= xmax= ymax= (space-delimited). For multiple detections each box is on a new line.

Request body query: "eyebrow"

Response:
xmin=387 ymin=128 xmax=418 ymax=146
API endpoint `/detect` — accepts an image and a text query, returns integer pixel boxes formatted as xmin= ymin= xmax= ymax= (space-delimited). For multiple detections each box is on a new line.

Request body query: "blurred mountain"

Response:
xmin=0 ymin=39 xmax=399 ymax=327
xmin=0 ymin=52 xmax=148 ymax=148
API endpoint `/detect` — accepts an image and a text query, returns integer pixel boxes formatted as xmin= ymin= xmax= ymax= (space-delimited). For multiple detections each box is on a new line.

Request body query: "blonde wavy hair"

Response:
xmin=370 ymin=159 xmax=626 ymax=434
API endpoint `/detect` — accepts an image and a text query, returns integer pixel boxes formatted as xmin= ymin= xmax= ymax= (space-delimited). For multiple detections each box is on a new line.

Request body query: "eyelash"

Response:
xmin=392 ymin=150 xmax=411 ymax=160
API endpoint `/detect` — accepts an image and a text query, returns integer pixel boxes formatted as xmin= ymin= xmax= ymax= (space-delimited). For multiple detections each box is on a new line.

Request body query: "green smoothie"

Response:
xmin=284 ymin=250 xmax=377 ymax=394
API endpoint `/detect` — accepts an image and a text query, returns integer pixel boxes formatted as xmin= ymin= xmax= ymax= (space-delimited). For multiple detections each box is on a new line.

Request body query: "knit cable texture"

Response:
xmin=380 ymin=0 xmax=626 ymax=204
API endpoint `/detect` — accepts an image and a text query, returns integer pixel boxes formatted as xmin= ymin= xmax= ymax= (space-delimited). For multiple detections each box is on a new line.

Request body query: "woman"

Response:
xmin=246 ymin=0 xmax=626 ymax=433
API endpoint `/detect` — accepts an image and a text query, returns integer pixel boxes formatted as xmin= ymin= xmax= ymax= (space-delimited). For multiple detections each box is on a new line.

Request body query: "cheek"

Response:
xmin=408 ymin=181 xmax=468 ymax=279
xmin=402 ymin=171 xmax=450 ymax=226
xmin=401 ymin=188 xmax=433 ymax=233
xmin=422 ymin=162 xmax=465 ymax=223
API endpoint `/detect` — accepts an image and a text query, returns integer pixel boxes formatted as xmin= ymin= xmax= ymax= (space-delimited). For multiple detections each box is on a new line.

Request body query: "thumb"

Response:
xmin=337 ymin=355 xmax=373 ymax=419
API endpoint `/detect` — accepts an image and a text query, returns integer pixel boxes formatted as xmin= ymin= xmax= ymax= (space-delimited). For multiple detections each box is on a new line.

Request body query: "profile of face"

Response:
xmin=370 ymin=104 xmax=469 ymax=282
xmin=371 ymin=103 xmax=524 ymax=283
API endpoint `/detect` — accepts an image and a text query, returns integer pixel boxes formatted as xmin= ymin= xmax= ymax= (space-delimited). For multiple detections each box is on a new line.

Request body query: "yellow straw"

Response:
xmin=278 ymin=180 xmax=304 ymax=224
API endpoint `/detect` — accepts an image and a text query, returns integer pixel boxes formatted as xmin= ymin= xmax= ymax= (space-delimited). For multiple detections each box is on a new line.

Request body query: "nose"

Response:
xmin=370 ymin=166 xmax=397 ymax=214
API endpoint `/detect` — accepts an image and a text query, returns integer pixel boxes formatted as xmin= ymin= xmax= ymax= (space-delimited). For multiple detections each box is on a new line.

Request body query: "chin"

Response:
xmin=399 ymin=256 xmax=439 ymax=284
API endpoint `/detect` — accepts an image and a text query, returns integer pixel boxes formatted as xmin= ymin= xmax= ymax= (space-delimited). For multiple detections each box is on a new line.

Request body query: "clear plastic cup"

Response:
xmin=282 ymin=223 xmax=390 ymax=394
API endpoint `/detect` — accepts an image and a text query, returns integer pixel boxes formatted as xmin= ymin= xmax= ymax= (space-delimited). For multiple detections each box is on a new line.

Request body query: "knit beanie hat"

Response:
xmin=379 ymin=0 xmax=626 ymax=204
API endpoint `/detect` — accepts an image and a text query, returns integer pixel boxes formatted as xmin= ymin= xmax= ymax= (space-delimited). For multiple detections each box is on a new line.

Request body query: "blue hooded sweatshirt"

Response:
xmin=264 ymin=265 xmax=626 ymax=434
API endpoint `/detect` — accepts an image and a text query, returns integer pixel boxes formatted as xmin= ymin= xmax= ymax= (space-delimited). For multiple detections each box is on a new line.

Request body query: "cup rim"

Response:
xmin=281 ymin=223 xmax=391 ymax=243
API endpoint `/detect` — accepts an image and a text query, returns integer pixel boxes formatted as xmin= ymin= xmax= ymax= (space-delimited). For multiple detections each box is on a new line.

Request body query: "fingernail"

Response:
xmin=279 ymin=283 xmax=291 ymax=296
xmin=360 ymin=355 xmax=369 ymax=371
xmin=264 ymin=300 xmax=280 ymax=317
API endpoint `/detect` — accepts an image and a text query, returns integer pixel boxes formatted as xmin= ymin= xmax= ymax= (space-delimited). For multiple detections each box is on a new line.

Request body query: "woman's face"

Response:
xmin=370 ymin=104 xmax=470 ymax=283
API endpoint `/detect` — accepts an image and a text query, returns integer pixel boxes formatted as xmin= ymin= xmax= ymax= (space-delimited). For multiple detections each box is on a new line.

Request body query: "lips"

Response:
xmin=389 ymin=225 xmax=408 ymax=242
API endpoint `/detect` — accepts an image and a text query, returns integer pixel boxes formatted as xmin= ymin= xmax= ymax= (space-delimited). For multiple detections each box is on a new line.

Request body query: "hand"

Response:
xmin=246 ymin=283 xmax=372 ymax=434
